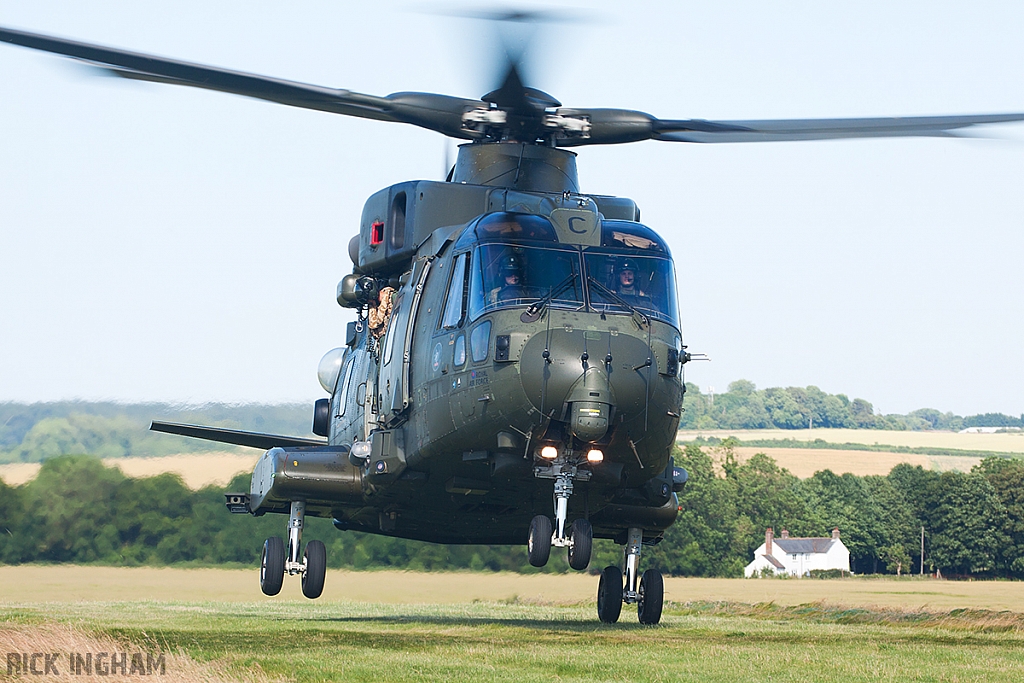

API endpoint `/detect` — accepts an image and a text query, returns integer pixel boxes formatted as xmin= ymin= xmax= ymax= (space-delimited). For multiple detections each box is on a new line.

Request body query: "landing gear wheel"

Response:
xmin=260 ymin=537 xmax=285 ymax=596
xmin=567 ymin=518 xmax=593 ymax=571
xmin=527 ymin=515 xmax=553 ymax=567
xmin=597 ymin=565 xmax=623 ymax=624
xmin=301 ymin=540 xmax=327 ymax=599
xmin=637 ymin=568 xmax=664 ymax=625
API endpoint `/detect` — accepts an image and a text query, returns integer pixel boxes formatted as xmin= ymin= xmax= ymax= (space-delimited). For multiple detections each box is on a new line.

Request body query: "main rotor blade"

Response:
xmin=0 ymin=25 xmax=480 ymax=138
xmin=650 ymin=114 xmax=1024 ymax=143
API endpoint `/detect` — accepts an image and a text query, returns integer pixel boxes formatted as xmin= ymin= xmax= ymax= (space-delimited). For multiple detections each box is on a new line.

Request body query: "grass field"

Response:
xmin=2 ymin=568 xmax=1024 ymax=682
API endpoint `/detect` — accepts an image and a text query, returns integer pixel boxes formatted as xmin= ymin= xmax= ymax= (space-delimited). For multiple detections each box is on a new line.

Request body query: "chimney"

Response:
xmin=765 ymin=527 xmax=773 ymax=555
xmin=832 ymin=527 xmax=840 ymax=540
xmin=781 ymin=529 xmax=789 ymax=539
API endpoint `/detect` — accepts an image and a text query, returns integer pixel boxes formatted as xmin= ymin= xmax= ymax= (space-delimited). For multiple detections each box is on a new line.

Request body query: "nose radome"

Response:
xmin=564 ymin=366 xmax=615 ymax=442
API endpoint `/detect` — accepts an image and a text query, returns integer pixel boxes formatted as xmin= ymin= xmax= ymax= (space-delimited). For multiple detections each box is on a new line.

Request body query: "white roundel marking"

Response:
xmin=431 ymin=342 xmax=443 ymax=373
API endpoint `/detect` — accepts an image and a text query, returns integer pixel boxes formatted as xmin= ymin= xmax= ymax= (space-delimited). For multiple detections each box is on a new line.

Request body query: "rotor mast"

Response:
xmin=452 ymin=143 xmax=579 ymax=193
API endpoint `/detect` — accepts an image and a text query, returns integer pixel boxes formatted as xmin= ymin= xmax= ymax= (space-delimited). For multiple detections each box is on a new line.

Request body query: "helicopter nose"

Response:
xmin=518 ymin=328 xmax=654 ymax=432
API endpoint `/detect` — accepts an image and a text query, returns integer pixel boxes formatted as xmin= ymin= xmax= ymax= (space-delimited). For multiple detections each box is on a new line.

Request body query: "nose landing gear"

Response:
xmin=259 ymin=500 xmax=327 ymax=599
xmin=530 ymin=456 xmax=594 ymax=570
xmin=597 ymin=526 xmax=664 ymax=625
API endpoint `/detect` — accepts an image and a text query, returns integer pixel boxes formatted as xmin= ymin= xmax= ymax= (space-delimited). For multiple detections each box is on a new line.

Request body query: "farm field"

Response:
xmin=0 ymin=451 xmax=257 ymax=488
xmin=728 ymin=447 xmax=981 ymax=478
xmin=2 ymin=568 xmax=1024 ymax=682
xmin=2 ymin=428 xmax=1018 ymax=488
xmin=678 ymin=427 xmax=1024 ymax=452
xmin=676 ymin=428 xmax=1024 ymax=477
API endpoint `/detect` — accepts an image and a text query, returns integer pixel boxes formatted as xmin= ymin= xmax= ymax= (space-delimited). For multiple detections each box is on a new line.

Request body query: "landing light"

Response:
xmin=540 ymin=446 xmax=558 ymax=460
xmin=587 ymin=449 xmax=604 ymax=463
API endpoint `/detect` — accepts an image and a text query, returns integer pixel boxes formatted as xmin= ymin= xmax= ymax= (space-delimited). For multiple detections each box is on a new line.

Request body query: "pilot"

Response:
xmin=615 ymin=259 xmax=647 ymax=299
xmin=488 ymin=254 xmax=530 ymax=305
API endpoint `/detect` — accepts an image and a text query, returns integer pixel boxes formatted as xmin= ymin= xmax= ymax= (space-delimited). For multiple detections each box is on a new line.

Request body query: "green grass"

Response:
xmin=3 ymin=599 xmax=1024 ymax=682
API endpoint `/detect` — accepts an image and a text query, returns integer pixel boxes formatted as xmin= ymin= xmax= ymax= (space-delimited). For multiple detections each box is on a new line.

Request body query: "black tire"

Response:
xmin=597 ymin=565 xmax=623 ymax=624
xmin=301 ymin=540 xmax=327 ymax=599
xmin=527 ymin=515 xmax=553 ymax=567
xmin=568 ymin=518 xmax=593 ymax=571
xmin=638 ymin=568 xmax=664 ymax=625
xmin=260 ymin=537 xmax=285 ymax=596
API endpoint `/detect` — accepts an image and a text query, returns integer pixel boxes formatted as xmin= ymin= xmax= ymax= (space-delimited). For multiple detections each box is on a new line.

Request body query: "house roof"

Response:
xmin=762 ymin=553 xmax=785 ymax=569
xmin=774 ymin=538 xmax=836 ymax=554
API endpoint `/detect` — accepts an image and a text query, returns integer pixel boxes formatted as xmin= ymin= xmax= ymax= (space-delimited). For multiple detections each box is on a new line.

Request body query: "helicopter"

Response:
xmin=3 ymin=14 xmax=1024 ymax=626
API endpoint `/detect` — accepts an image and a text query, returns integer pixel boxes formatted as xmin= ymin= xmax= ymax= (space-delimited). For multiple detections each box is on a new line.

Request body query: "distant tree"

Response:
xmin=850 ymin=398 xmax=878 ymax=429
xmin=727 ymin=380 xmax=756 ymax=395
xmin=646 ymin=444 xmax=742 ymax=576
xmin=963 ymin=413 xmax=1024 ymax=429
xmin=18 ymin=455 xmax=125 ymax=562
xmin=862 ymin=475 xmax=919 ymax=573
xmin=730 ymin=452 xmax=814 ymax=556
xmin=762 ymin=388 xmax=807 ymax=430
xmin=0 ymin=478 xmax=26 ymax=562
xmin=877 ymin=544 xmax=912 ymax=576
xmin=797 ymin=470 xmax=882 ymax=573
xmin=927 ymin=471 xmax=1004 ymax=575
xmin=975 ymin=458 xmax=1024 ymax=576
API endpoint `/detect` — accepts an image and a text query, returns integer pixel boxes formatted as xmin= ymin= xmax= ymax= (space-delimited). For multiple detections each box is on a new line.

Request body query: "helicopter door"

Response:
xmin=378 ymin=258 xmax=432 ymax=426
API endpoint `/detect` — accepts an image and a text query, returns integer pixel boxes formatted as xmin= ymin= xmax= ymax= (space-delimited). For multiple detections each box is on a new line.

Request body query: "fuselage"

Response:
xmin=251 ymin=143 xmax=686 ymax=545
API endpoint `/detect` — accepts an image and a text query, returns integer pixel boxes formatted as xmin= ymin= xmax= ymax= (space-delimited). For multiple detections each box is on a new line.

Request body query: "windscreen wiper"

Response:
xmin=520 ymin=272 xmax=579 ymax=323
xmin=586 ymin=276 xmax=650 ymax=327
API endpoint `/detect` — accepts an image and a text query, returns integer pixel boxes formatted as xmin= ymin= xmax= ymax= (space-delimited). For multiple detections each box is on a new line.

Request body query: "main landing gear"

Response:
xmin=260 ymin=500 xmax=327 ymax=599
xmin=597 ymin=527 xmax=664 ymax=625
xmin=528 ymin=459 xmax=593 ymax=571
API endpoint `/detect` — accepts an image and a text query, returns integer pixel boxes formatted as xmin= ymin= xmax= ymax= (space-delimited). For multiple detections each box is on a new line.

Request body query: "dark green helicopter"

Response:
xmin=4 ymin=16 xmax=1024 ymax=625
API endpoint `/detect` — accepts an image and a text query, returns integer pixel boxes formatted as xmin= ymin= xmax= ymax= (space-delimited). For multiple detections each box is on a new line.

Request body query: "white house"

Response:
xmin=744 ymin=527 xmax=850 ymax=577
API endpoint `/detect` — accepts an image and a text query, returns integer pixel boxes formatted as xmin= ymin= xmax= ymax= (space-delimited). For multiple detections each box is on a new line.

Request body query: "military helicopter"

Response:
xmin=4 ymin=15 xmax=1024 ymax=626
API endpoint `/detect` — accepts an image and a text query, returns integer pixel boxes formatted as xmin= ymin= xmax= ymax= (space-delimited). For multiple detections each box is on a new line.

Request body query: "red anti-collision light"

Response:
xmin=370 ymin=221 xmax=384 ymax=246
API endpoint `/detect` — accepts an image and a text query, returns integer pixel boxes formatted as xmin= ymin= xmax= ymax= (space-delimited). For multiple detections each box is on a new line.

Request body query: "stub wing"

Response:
xmin=150 ymin=421 xmax=326 ymax=450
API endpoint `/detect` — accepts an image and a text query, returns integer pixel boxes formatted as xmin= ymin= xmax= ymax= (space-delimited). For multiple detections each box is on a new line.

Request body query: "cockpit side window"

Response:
xmin=440 ymin=252 xmax=469 ymax=329
xmin=467 ymin=243 xmax=583 ymax=320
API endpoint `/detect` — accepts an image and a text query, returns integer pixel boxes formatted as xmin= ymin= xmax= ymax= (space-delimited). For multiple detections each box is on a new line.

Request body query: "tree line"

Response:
xmin=679 ymin=380 xmax=1024 ymax=432
xmin=3 ymin=390 xmax=1020 ymax=464
xmin=0 ymin=402 xmax=311 ymax=463
xmin=3 ymin=447 xmax=1023 ymax=578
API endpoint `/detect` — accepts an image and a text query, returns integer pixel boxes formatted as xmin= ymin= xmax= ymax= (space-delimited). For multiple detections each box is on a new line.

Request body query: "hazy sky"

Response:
xmin=1 ymin=1 xmax=1022 ymax=417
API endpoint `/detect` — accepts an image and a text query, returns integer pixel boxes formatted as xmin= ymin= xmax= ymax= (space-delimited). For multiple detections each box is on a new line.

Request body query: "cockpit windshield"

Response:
xmin=468 ymin=244 xmax=583 ymax=319
xmin=459 ymin=215 xmax=679 ymax=329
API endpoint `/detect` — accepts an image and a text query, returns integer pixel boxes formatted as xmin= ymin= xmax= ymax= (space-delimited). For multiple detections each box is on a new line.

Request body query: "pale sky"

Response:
xmin=1 ymin=1 xmax=1022 ymax=417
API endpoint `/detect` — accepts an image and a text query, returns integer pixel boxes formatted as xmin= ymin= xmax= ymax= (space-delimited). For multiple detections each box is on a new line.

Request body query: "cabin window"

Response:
xmin=454 ymin=335 xmax=466 ymax=367
xmin=383 ymin=293 xmax=404 ymax=366
xmin=470 ymin=321 xmax=491 ymax=362
xmin=583 ymin=252 xmax=679 ymax=328
xmin=467 ymin=243 xmax=583 ymax=319
xmin=337 ymin=358 xmax=355 ymax=417
xmin=440 ymin=253 xmax=469 ymax=329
